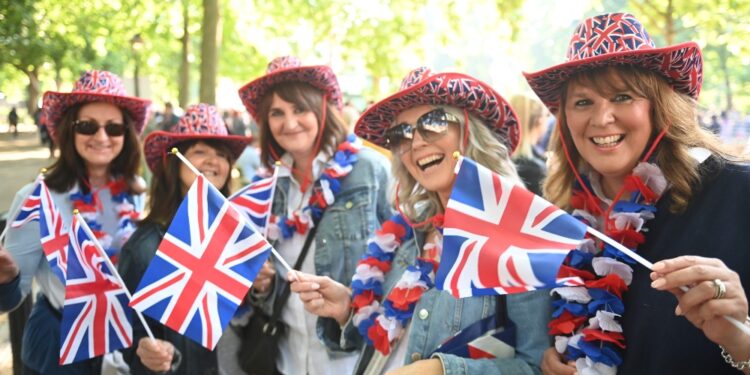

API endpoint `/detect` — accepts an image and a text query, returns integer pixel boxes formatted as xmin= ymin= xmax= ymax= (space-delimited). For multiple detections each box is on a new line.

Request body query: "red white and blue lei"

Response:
xmin=351 ymin=213 xmax=442 ymax=355
xmin=550 ymin=162 xmax=666 ymax=374
xmin=69 ymin=177 xmax=141 ymax=263
xmin=268 ymin=134 xmax=361 ymax=240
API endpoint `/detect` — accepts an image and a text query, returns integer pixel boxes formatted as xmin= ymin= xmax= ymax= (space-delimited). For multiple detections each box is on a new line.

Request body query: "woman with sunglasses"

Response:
xmin=289 ymin=67 xmax=550 ymax=374
xmin=118 ymin=103 xmax=252 ymax=374
xmin=525 ymin=13 xmax=750 ymax=375
xmin=0 ymin=70 xmax=150 ymax=374
xmin=236 ymin=56 xmax=392 ymax=374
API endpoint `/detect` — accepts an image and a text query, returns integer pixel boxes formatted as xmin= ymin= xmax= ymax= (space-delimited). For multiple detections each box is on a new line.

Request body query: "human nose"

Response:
xmin=590 ymin=101 xmax=615 ymax=127
xmin=93 ymin=125 xmax=109 ymax=140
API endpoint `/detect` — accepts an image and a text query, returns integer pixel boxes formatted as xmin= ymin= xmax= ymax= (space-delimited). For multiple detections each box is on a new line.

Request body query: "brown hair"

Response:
xmin=543 ymin=66 xmax=738 ymax=213
xmin=141 ymin=139 xmax=234 ymax=228
xmin=44 ymin=102 xmax=143 ymax=195
xmin=509 ymin=95 xmax=547 ymax=159
xmin=255 ymin=82 xmax=347 ymax=169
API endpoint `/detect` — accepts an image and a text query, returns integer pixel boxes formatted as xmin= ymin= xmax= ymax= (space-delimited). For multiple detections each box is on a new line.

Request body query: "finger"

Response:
xmin=651 ymin=264 xmax=731 ymax=291
xmin=652 ymin=256 xmax=726 ymax=274
xmin=541 ymin=348 xmax=577 ymax=375
xmin=290 ymin=281 xmax=321 ymax=293
xmin=298 ymin=291 xmax=322 ymax=303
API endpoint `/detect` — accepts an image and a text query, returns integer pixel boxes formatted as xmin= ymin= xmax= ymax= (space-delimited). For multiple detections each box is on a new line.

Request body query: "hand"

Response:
xmin=288 ymin=271 xmax=351 ymax=325
xmin=252 ymin=260 xmax=275 ymax=294
xmin=651 ymin=256 xmax=749 ymax=349
xmin=136 ymin=338 xmax=174 ymax=372
xmin=541 ymin=347 xmax=577 ymax=375
xmin=386 ymin=358 xmax=443 ymax=375
xmin=0 ymin=245 xmax=19 ymax=284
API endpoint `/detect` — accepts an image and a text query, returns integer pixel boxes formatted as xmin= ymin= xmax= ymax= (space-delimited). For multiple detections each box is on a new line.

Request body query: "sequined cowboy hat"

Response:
xmin=143 ymin=103 xmax=251 ymax=171
xmin=524 ymin=12 xmax=703 ymax=113
xmin=42 ymin=70 xmax=152 ymax=141
xmin=355 ymin=66 xmax=520 ymax=152
xmin=238 ymin=56 xmax=343 ymax=123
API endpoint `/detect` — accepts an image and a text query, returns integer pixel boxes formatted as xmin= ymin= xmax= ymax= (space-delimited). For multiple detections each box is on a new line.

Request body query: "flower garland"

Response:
xmin=549 ymin=162 xmax=666 ymax=374
xmin=351 ymin=213 xmax=442 ymax=355
xmin=70 ymin=177 xmax=140 ymax=263
xmin=267 ymin=134 xmax=361 ymax=240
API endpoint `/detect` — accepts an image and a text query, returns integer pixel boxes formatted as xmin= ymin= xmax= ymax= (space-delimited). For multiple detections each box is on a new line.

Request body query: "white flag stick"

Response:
xmin=74 ymin=211 xmax=156 ymax=341
xmin=0 ymin=172 xmax=45 ymax=244
xmin=263 ymin=164 xmax=281 ymax=239
xmin=586 ymin=226 xmax=750 ymax=336
xmin=172 ymin=150 xmax=294 ymax=277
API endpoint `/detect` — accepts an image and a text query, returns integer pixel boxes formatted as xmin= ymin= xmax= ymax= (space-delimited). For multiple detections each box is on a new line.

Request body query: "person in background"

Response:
xmin=510 ymin=94 xmax=550 ymax=195
xmin=157 ymin=102 xmax=180 ymax=131
xmin=8 ymin=106 xmax=19 ymax=137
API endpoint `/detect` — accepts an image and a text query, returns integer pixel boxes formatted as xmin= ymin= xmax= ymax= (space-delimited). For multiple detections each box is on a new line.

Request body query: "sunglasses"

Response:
xmin=384 ymin=108 xmax=460 ymax=154
xmin=73 ymin=120 xmax=128 ymax=137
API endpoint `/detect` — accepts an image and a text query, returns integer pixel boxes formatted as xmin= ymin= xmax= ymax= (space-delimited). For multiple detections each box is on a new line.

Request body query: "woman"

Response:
xmin=118 ymin=103 xmax=252 ymax=374
xmin=510 ymin=95 xmax=549 ymax=196
xmin=237 ymin=56 xmax=392 ymax=374
xmin=0 ymin=70 xmax=150 ymax=374
xmin=524 ymin=13 xmax=750 ymax=375
xmin=290 ymin=67 xmax=550 ymax=374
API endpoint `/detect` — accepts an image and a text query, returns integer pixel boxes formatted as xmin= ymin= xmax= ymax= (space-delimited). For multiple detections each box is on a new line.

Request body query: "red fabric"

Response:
xmin=585 ymin=274 xmax=628 ymax=298
xmin=582 ymin=328 xmax=626 ymax=349
xmin=549 ymin=310 xmax=587 ymax=335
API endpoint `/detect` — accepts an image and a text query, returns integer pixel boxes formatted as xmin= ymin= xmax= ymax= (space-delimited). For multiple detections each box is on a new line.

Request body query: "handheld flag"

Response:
xmin=433 ymin=314 xmax=516 ymax=359
xmin=229 ymin=166 xmax=278 ymax=236
xmin=60 ymin=213 xmax=133 ymax=365
xmin=436 ymin=156 xmax=587 ymax=297
xmin=9 ymin=174 xmax=44 ymax=229
xmin=129 ymin=175 xmax=273 ymax=349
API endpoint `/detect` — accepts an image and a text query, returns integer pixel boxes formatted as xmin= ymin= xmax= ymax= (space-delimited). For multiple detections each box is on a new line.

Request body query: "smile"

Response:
xmin=416 ymin=154 xmax=444 ymax=171
xmin=591 ymin=134 xmax=624 ymax=147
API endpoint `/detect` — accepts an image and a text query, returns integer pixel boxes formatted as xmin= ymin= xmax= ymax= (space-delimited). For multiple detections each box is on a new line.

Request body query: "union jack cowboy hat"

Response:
xmin=355 ymin=67 xmax=520 ymax=152
xmin=42 ymin=70 xmax=152 ymax=141
xmin=238 ymin=56 xmax=343 ymax=123
xmin=143 ymin=103 xmax=251 ymax=172
xmin=524 ymin=12 xmax=703 ymax=113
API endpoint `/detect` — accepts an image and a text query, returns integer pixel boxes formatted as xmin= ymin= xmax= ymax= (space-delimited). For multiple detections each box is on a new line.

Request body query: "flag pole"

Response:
xmin=586 ymin=225 xmax=750 ymax=336
xmin=73 ymin=211 xmax=156 ymax=341
xmin=0 ymin=171 xmax=45 ymax=244
xmin=263 ymin=163 xmax=281 ymax=239
xmin=171 ymin=150 xmax=294 ymax=276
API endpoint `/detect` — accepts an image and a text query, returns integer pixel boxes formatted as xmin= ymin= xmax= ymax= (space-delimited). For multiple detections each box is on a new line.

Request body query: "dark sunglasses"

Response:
xmin=384 ymin=108 xmax=460 ymax=153
xmin=73 ymin=120 xmax=127 ymax=137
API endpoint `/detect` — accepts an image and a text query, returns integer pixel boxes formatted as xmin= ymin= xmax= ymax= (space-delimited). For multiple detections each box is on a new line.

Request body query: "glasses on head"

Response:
xmin=384 ymin=108 xmax=460 ymax=154
xmin=73 ymin=120 xmax=127 ymax=137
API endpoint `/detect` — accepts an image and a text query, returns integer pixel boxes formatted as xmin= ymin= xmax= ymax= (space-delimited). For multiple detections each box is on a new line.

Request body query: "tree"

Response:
xmin=199 ymin=0 xmax=220 ymax=104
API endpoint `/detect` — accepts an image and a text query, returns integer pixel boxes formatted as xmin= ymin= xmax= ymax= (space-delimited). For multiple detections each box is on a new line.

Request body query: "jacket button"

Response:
xmin=321 ymin=238 xmax=327 ymax=244
xmin=345 ymin=201 xmax=353 ymax=209
xmin=411 ymin=352 xmax=422 ymax=362
xmin=418 ymin=308 xmax=429 ymax=320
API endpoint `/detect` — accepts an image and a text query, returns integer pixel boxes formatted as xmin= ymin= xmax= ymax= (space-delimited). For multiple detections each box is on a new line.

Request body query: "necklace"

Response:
xmin=268 ymin=134 xmax=361 ymax=240
xmin=550 ymin=162 xmax=666 ymax=371
xmin=351 ymin=213 xmax=442 ymax=355
xmin=69 ymin=176 xmax=140 ymax=263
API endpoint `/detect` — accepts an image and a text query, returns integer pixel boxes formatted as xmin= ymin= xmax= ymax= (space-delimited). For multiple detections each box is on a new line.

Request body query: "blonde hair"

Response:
xmin=510 ymin=95 xmax=546 ymax=159
xmin=393 ymin=105 xmax=520 ymax=231
xmin=543 ymin=66 xmax=740 ymax=213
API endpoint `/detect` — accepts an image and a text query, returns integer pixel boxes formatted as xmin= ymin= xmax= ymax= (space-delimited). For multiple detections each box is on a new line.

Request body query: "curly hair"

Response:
xmin=543 ymin=66 xmax=739 ymax=213
xmin=393 ymin=105 xmax=521 ymax=232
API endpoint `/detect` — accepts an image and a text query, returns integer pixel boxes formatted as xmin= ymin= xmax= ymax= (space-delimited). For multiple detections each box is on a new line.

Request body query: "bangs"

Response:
xmin=567 ymin=66 xmax=651 ymax=98
xmin=271 ymin=82 xmax=322 ymax=112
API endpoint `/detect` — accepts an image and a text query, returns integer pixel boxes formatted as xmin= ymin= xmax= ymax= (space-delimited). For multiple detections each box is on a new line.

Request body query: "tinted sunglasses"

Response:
xmin=73 ymin=120 xmax=127 ymax=136
xmin=384 ymin=108 xmax=460 ymax=153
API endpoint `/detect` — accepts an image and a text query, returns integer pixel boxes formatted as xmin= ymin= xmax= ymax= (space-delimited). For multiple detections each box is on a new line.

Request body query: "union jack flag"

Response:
xmin=436 ymin=157 xmax=587 ymax=298
xmin=60 ymin=214 xmax=132 ymax=365
xmin=9 ymin=174 xmax=44 ymax=229
xmin=129 ymin=175 xmax=273 ymax=349
xmin=229 ymin=167 xmax=278 ymax=235
xmin=39 ymin=178 xmax=69 ymax=284
xmin=433 ymin=313 xmax=516 ymax=360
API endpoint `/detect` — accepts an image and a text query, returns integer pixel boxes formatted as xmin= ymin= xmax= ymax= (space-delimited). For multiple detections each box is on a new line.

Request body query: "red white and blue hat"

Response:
xmin=355 ymin=67 xmax=520 ymax=152
xmin=238 ymin=56 xmax=343 ymax=123
xmin=42 ymin=70 xmax=152 ymax=141
xmin=143 ymin=103 xmax=251 ymax=172
xmin=524 ymin=13 xmax=703 ymax=113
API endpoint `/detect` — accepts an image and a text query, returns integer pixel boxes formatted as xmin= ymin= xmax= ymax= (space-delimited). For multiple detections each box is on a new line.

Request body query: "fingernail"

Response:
xmin=652 ymin=262 xmax=664 ymax=271
xmin=311 ymin=283 xmax=320 ymax=290
xmin=675 ymin=305 xmax=683 ymax=315
xmin=651 ymin=278 xmax=665 ymax=289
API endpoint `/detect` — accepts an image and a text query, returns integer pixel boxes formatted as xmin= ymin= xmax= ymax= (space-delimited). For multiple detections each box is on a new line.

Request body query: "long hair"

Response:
xmin=393 ymin=105 xmax=521 ymax=232
xmin=543 ymin=66 xmax=738 ymax=213
xmin=141 ymin=139 xmax=234 ymax=228
xmin=255 ymin=82 xmax=348 ymax=169
xmin=45 ymin=102 xmax=142 ymax=195
xmin=509 ymin=95 xmax=546 ymax=159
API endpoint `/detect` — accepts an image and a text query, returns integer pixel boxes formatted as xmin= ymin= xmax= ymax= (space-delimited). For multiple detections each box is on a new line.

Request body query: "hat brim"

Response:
xmin=43 ymin=91 xmax=152 ymax=141
xmin=238 ymin=65 xmax=343 ymax=123
xmin=143 ymin=131 xmax=251 ymax=172
xmin=524 ymin=42 xmax=702 ymax=113
xmin=355 ymin=72 xmax=520 ymax=152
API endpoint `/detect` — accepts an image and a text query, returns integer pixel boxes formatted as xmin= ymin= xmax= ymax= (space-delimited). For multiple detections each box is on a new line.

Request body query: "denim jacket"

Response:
xmin=332 ymin=230 xmax=550 ymax=374
xmin=255 ymin=147 xmax=393 ymax=344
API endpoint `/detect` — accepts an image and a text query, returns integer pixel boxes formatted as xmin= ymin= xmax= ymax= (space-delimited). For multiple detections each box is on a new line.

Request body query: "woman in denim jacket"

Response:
xmin=290 ymin=67 xmax=549 ymax=374
xmin=238 ymin=56 xmax=392 ymax=374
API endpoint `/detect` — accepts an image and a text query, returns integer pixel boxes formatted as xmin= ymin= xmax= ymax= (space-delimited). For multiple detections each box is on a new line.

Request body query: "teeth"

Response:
xmin=417 ymin=154 xmax=443 ymax=167
xmin=592 ymin=135 xmax=623 ymax=145
xmin=202 ymin=171 xmax=217 ymax=176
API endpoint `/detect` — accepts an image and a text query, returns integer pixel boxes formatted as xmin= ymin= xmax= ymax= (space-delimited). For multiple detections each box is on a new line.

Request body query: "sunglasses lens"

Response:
xmin=104 ymin=123 xmax=126 ymax=136
xmin=384 ymin=124 xmax=412 ymax=153
xmin=416 ymin=109 xmax=452 ymax=141
xmin=74 ymin=121 xmax=99 ymax=135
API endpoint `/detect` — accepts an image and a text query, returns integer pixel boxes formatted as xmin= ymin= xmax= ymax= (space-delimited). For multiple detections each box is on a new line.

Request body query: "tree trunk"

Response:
xmin=179 ymin=0 xmax=191 ymax=109
xmin=664 ymin=0 xmax=674 ymax=45
xmin=25 ymin=67 xmax=40 ymax=115
xmin=718 ymin=45 xmax=733 ymax=110
xmin=199 ymin=0 xmax=220 ymax=105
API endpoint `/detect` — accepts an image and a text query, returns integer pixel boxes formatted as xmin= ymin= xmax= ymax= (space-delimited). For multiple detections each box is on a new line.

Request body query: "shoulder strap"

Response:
xmin=270 ymin=225 xmax=319 ymax=323
xmin=495 ymin=294 xmax=508 ymax=328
